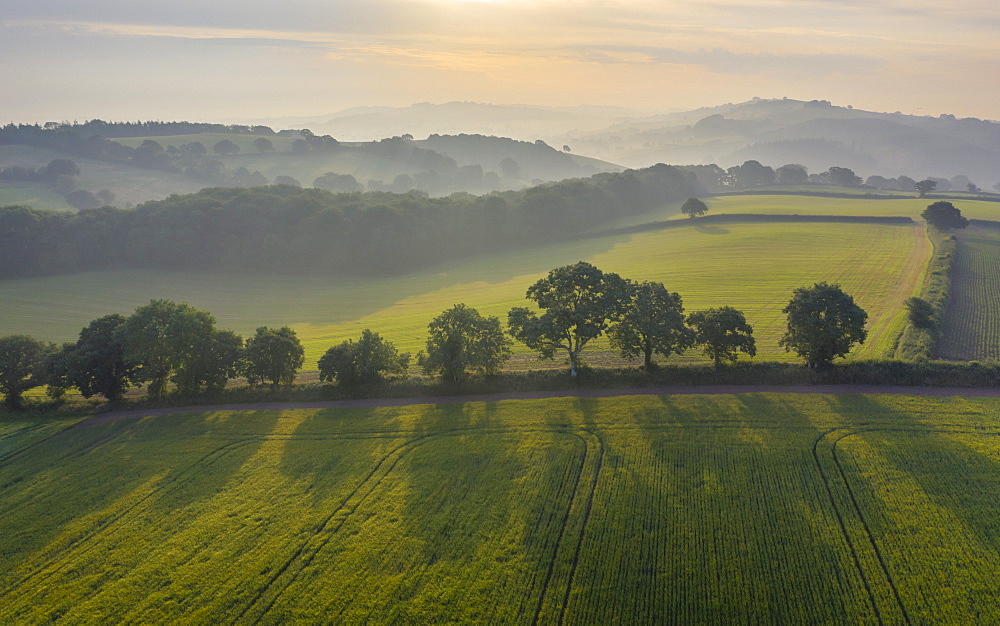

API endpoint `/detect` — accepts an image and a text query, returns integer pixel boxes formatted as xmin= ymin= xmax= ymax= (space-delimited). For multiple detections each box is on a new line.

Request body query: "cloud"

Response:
xmin=563 ymin=45 xmax=882 ymax=77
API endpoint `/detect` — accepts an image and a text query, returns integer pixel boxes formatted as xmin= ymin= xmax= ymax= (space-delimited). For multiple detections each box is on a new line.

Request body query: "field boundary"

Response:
xmin=583 ymin=213 xmax=914 ymax=240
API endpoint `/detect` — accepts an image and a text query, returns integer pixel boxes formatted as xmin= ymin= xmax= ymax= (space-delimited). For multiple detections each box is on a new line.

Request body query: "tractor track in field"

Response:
xmin=238 ymin=433 xmax=441 ymax=624
xmin=70 ymin=385 xmax=1000 ymax=430
xmin=829 ymin=430 xmax=912 ymax=626
xmin=558 ymin=431 xmax=605 ymax=625
xmin=811 ymin=428 xmax=885 ymax=624
xmin=530 ymin=431 xmax=590 ymax=626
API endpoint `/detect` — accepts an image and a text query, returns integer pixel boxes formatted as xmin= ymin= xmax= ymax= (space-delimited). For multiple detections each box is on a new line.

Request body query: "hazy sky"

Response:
xmin=3 ymin=0 xmax=999 ymax=123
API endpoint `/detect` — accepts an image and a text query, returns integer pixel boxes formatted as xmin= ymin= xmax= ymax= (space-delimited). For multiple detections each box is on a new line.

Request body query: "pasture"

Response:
xmin=936 ymin=225 xmax=1000 ymax=360
xmin=2 ymin=392 xmax=999 ymax=622
xmin=0 ymin=220 xmax=928 ymax=370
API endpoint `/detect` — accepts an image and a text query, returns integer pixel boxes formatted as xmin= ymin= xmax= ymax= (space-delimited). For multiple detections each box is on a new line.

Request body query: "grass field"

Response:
xmin=2 ymin=392 xmax=999 ymax=622
xmin=0 ymin=144 xmax=203 ymax=209
xmin=601 ymin=194 xmax=1000 ymax=231
xmin=936 ymin=226 xmax=1000 ymax=360
xmin=0 ymin=220 xmax=928 ymax=370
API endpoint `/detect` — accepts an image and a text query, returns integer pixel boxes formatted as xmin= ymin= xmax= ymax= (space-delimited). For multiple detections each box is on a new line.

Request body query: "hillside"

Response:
xmin=1 ymin=125 xmax=623 ymax=209
xmin=561 ymin=98 xmax=1000 ymax=186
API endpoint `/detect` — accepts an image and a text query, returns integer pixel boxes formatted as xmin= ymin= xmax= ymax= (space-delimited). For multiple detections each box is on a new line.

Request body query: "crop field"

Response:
xmin=936 ymin=226 xmax=1000 ymax=360
xmin=1 ymin=393 xmax=999 ymax=622
xmin=0 ymin=220 xmax=927 ymax=369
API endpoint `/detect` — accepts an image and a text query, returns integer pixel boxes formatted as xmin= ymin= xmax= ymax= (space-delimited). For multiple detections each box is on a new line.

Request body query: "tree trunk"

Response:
xmin=644 ymin=348 xmax=653 ymax=370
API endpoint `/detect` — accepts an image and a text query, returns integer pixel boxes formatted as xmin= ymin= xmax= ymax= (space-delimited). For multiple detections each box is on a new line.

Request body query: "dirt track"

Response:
xmin=72 ymin=384 xmax=1000 ymax=429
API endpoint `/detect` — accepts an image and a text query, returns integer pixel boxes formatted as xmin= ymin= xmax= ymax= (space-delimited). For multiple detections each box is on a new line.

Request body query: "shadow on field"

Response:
xmin=559 ymin=393 xmax=870 ymax=622
xmin=0 ymin=410 xmax=280 ymax=591
xmin=829 ymin=395 xmax=1000 ymax=567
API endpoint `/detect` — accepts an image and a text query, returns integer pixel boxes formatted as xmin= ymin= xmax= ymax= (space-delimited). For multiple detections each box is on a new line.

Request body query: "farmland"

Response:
xmin=936 ymin=225 xmax=1000 ymax=360
xmin=599 ymin=194 xmax=1000 ymax=231
xmin=0 ymin=219 xmax=928 ymax=369
xmin=2 ymin=392 xmax=999 ymax=622
xmin=0 ymin=144 xmax=204 ymax=209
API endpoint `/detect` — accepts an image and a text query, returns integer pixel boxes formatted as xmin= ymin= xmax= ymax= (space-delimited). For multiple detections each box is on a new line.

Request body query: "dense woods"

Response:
xmin=0 ymin=163 xmax=695 ymax=277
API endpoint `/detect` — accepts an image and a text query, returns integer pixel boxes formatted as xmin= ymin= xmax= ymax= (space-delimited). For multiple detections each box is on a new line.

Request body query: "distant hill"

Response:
xmin=417 ymin=134 xmax=622 ymax=182
xmin=0 ymin=125 xmax=623 ymax=210
xmin=561 ymin=98 xmax=1000 ymax=187
xmin=248 ymin=102 xmax=641 ymax=143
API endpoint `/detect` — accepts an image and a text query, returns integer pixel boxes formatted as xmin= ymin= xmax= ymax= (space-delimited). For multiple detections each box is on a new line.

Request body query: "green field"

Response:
xmin=2 ymin=392 xmax=999 ymax=622
xmin=0 ymin=144 xmax=204 ymax=209
xmin=0 ymin=220 xmax=928 ymax=369
xmin=936 ymin=226 xmax=1000 ymax=360
xmin=601 ymin=193 xmax=1000 ymax=231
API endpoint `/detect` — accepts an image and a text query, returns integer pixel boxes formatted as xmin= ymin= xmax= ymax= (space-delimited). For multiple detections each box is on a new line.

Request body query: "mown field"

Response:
xmin=2 ymin=393 xmax=999 ymax=622
xmin=0 ymin=219 xmax=928 ymax=370
xmin=936 ymin=225 xmax=1000 ymax=360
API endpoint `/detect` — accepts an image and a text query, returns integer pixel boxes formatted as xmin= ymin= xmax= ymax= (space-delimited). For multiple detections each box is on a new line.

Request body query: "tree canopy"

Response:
xmin=609 ymin=281 xmax=694 ymax=369
xmin=680 ymin=198 xmax=709 ymax=218
xmin=318 ymin=329 xmax=408 ymax=386
xmin=916 ymin=179 xmax=937 ymax=198
xmin=508 ymin=262 xmax=628 ymax=376
xmin=779 ymin=282 xmax=868 ymax=367
xmin=54 ymin=314 xmax=140 ymax=401
xmin=421 ymin=304 xmax=511 ymax=382
xmin=118 ymin=300 xmax=217 ymax=397
xmin=0 ymin=335 xmax=52 ymax=409
xmin=921 ymin=201 xmax=969 ymax=230
xmin=243 ymin=326 xmax=304 ymax=388
xmin=687 ymin=307 xmax=756 ymax=368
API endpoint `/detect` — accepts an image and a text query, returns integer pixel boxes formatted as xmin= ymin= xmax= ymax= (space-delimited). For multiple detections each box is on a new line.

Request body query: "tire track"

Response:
xmin=558 ymin=430 xmax=605 ymax=625
xmin=530 ymin=431 xmax=589 ymax=626
xmin=831 ymin=430 xmax=912 ymax=625
xmin=811 ymin=428 xmax=884 ymax=624
xmin=236 ymin=433 xmax=441 ymax=624
xmin=0 ymin=437 xmax=260 ymax=599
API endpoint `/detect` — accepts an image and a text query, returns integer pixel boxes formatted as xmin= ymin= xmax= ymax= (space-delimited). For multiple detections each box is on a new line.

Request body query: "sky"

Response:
xmin=3 ymin=0 xmax=1000 ymax=124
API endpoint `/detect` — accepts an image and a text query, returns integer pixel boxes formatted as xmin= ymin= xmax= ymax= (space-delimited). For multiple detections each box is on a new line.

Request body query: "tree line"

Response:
xmin=0 ymin=263 xmax=869 ymax=409
xmin=0 ymin=163 xmax=695 ymax=278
